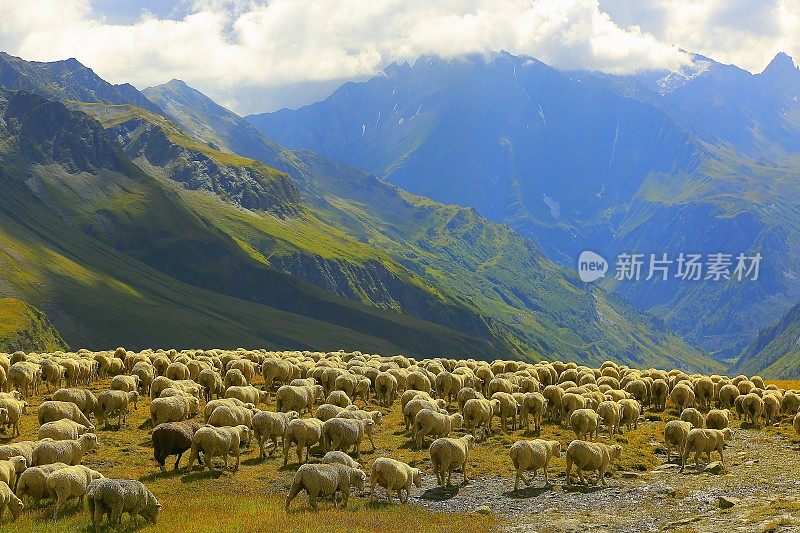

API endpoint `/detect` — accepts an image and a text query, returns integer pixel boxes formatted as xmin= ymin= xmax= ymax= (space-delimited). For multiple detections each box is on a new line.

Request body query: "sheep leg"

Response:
xmin=369 ymin=477 xmax=377 ymax=501
xmin=285 ymin=480 xmax=301 ymax=511
xmin=462 ymin=459 xmax=469 ymax=483
xmin=598 ymin=467 xmax=607 ymax=486
xmin=233 ymin=449 xmax=240 ymax=471
xmin=92 ymin=504 xmax=104 ymax=533
xmin=386 ymin=488 xmax=393 ymax=504
xmin=514 ymin=471 xmax=522 ymax=491
xmin=206 ymin=452 xmax=216 ymax=472
xmin=577 ymin=467 xmax=586 ymax=486
xmin=308 ymin=491 xmax=319 ymax=511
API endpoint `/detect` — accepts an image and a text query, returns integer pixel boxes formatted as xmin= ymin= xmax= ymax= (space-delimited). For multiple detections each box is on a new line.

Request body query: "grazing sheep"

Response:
xmin=413 ymin=410 xmax=463 ymax=449
xmin=185 ymin=424 xmax=250 ymax=472
xmin=429 ymin=435 xmax=475 ymax=486
xmin=321 ymin=418 xmax=376 ymax=456
xmin=435 ymin=371 xmax=465 ymax=406
xmin=223 ymin=368 xmax=247 ymax=389
xmin=208 ymin=404 xmax=254 ymax=435
xmin=519 ymin=392 xmax=547 ymax=433
xmin=31 ymin=434 xmax=99 ymax=466
xmin=782 ymin=391 xmax=800 ymax=414
xmin=39 ymin=419 xmax=92 ymax=441
xmin=285 ymin=463 xmax=366 ymax=511
xmin=403 ymin=397 xmax=446 ymax=432
xmin=0 ymin=456 xmax=25 ymax=492
xmin=0 ymin=441 xmax=35 ymax=466
xmin=693 ymin=377 xmax=715 ymax=411
xmin=149 ymin=395 xmax=199 ymax=426
xmin=262 ymin=358 xmax=299 ymax=390
xmin=406 ymin=371 xmax=432 ymax=394
xmin=705 ymin=409 xmax=730 ymax=430
xmin=462 ymin=398 xmax=499 ymax=439
xmin=456 ymin=387 xmax=483 ymax=413
xmin=87 ymin=478 xmax=161 ymax=532
xmin=597 ymin=400 xmax=622 ymax=438
xmin=15 ymin=463 xmax=69 ymax=504
xmin=152 ymin=421 xmax=202 ymax=472
xmin=96 ymin=390 xmax=139 ymax=429
xmin=8 ymin=362 xmax=40 ymax=398
xmin=565 ymin=441 xmax=623 ymax=486
xmin=225 ymin=385 xmax=270 ymax=408
xmin=166 ymin=362 xmax=190 ymax=381
xmin=793 ymin=411 xmax=800 ymax=436
xmin=326 ymin=390 xmax=352 ymax=408
xmin=680 ymin=428 xmax=732 ymax=471
xmin=741 ymin=393 xmax=765 ymax=426
xmin=320 ymin=450 xmax=361 ymax=469
xmin=253 ymin=411 xmax=299 ymax=459
xmin=718 ymin=384 xmax=740 ymax=410
xmin=52 ymin=388 xmax=97 ymax=417
xmin=0 ymin=481 xmax=22 ymax=522
xmin=41 ymin=359 xmax=64 ymax=392
xmin=763 ymin=393 xmax=781 ymax=425
xmin=491 ymin=392 xmax=519 ymax=432
xmin=284 ymin=418 xmax=324 ymax=466
xmin=0 ymin=398 xmax=27 ymax=437
xmin=197 ymin=369 xmax=223 ymax=402
xmin=46 ymin=465 xmax=104 ymax=518
xmin=670 ymin=383 xmax=695 ymax=412
xmin=314 ymin=403 xmax=349 ymax=422
xmin=276 ymin=384 xmax=324 ymax=415
xmin=369 ymin=457 xmax=421 ymax=503
xmin=570 ymin=408 xmax=600 ymax=441
xmin=560 ymin=392 xmax=587 ymax=425
xmin=110 ymin=375 xmax=139 ymax=393
xmin=680 ymin=408 xmax=705 ymax=429
xmin=336 ymin=408 xmax=384 ymax=427
xmin=618 ymin=399 xmax=641 ymax=432
xmin=131 ymin=362 xmax=155 ymax=396
xmin=542 ymin=385 xmax=565 ymax=422
xmin=509 ymin=439 xmax=561 ymax=489
xmin=203 ymin=398 xmax=249 ymax=422
xmin=38 ymin=400 xmax=93 ymax=429
xmin=664 ymin=420 xmax=693 ymax=463
xmin=650 ymin=379 xmax=669 ymax=411
xmin=375 ymin=372 xmax=398 ymax=407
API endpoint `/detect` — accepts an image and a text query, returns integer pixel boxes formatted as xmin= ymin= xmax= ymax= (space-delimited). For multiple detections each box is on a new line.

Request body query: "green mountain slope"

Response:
xmin=734 ymin=300 xmax=800 ymax=378
xmin=0 ymin=298 xmax=68 ymax=353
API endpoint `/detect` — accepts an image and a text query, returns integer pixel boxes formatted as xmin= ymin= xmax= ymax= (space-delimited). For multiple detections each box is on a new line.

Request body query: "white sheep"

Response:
xmin=490 ymin=392 xmax=519 ymax=432
xmin=284 ymin=418 xmax=324 ymax=466
xmin=208 ymin=405 xmax=254 ymax=443
xmin=0 ymin=456 xmax=25 ymax=492
xmin=15 ymin=463 xmax=69 ymax=504
xmin=680 ymin=407 xmax=705 ymax=429
xmin=705 ymin=409 xmax=730 ymax=430
xmin=0 ymin=398 xmax=27 ymax=437
xmin=185 ymin=424 xmax=250 ymax=472
xmin=509 ymin=439 xmax=561 ymax=489
xmin=46 ymin=464 xmax=104 ymax=518
xmin=87 ymin=478 xmax=161 ymax=532
xmin=149 ymin=395 xmax=199 ymax=426
xmin=741 ymin=393 xmax=765 ymax=426
xmin=0 ymin=480 xmax=22 ymax=522
xmin=252 ymin=410 xmax=299 ymax=459
xmin=321 ymin=418 xmax=376 ymax=456
xmin=285 ymin=463 xmax=366 ymax=511
xmin=31 ymin=434 xmax=99 ymax=466
xmin=413 ymin=409 xmax=463 ymax=449
xmin=670 ymin=383 xmax=695 ymax=412
xmin=335 ymin=408 xmax=384 ymax=427
xmin=565 ymin=441 xmax=622 ymax=486
xmin=96 ymin=390 xmax=139 ymax=429
xmin=275 ymin=384 xmax=324 ymax=415
xmin=462 ymin=398 xmax=499 ymax=439
xmin=38 ymin=419 xmax=92 ymax=441
xmin=403 ymin=397 xmax=447 ymax=432
xmin=519 ymin=392 xmax=547 ymax=433
xmin=320 ymin=450 xmax=361 ymax=469
xmin=663 ymin=420 xmax=693 ymax=463
xmin=570 ymin=408 xmax=599 ymax=441
xmin=38 ymin=401 xmax=92 ymax=428
xmin=0 ymin=441 xmax=36 ymax=465
xmin=202 ymin=398 xmax=249 ymax=422
xmin=369 ymin=457 xmax=421 ymax=503
xmin=326 ymin=390 xmax=352 ymax=408
xmin=197 ymin=368 xmax=223 ymax=402
xmin=680 ymin=427 xmax=732 ymax=471
xmin=596 ymin=400 xmax=622 ymax=438
xmin=52 ymin=388 xmax=97 ymax=417
xmin=314 ymin=403 xmax=349 ymax=422
xmin=793 ymin=411 xmax=800 ymax=436
xmin=429 ymin=434 xmax=475 ymax=486
xmin=618 ymin=398 xmax=641 ymax=431
xmin=110 ymin=375 xmax=139 ymax=393
xmin=375 ymin=372 xmax=398 ymax=407
xmin=225 ymin=385 xmax=270 ymax=408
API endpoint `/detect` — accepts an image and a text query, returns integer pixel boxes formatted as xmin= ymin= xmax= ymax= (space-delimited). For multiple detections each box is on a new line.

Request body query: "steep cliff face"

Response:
xmin=0 ymin=298 xmax=68 ymax=353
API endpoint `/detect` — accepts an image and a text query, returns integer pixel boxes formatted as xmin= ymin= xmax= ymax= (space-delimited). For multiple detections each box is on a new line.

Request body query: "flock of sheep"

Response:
xmin=0 ymin=347 xmax=798 ymax=529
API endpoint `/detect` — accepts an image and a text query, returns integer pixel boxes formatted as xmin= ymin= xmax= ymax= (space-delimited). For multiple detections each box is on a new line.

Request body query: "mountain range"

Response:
xmin=0 ymin=51 xmax=721 ymax=372
xmin=247 ymin=50 xmax=800 ymax=368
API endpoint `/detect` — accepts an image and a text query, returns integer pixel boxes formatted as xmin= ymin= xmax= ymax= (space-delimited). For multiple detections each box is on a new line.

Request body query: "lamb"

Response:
xmin=110 ymin=374 xmax=139 ymax=393
xmin=0 ymin=456 xmax=25 ymax=492
xmin=509 ymin=439 xmax=561 ymax=489
xmin=680 ymin=427 xmax=732 ymax=471
xmin=225 ymin=385 xmax=270 ymax=408
xmin=326 ymin=390 xmax=352 ymax=408
xmin=197 ymin=368 xmax=223 ymax=402
xmin=375 ymin=372 xmax=398 ymax=407
xmin=565 ymin=441 xmax=623 ymax=486
xmin=321 ymin=418 xmax=376 ymax=456
xmin=96 ymin=390 xmax=139 ymax=429
xmin=618 ymin=398 xmax=641 ymax=431
xmin=320 ymin=450 xmax=361 ymax=469
xmin=31 ymin=434 xmax=99 ymax=466
xmin=369 ymin=457 xmax=421 ymax=504
xmin=285 ymin=463 xmax=366 ymax=511
xmin=38 ymin=400 xmax=93 ymax=428
xmin=284 ymin=418 xmax=324 ymax=466
xmin=429 ymin=434 xmax=476 ymax=486
xmin=275 ymin=384 xmax=324 ymax=415
xmin=570 ymin=408 xmax=600 ymax=441
xmin=741 ymin=393 xmax=765 ymax=426
xmin=462 ymin=398 xmax=500 ymax=439
xmin=0 ymin=481 xmax=22 ymax=522
xmin=670 ymin=383 xmax=696 ymax=412
xmin=87 ymin=478 xmax=161 ymax=532
xmin=490 ymin=392 xmax=519 ymax=432
xmin=680 ymin=408 xmax=705 ymax=429
xmin=663 ymin=420 xmax=693 ymax=463
xmin=597 ymin=400 xmax=622 ymax=437
xmin=149 ymin=395 xmax=199 ymax=426
xmin=519 ymin=392 xmax=547 ymax=433
xmin=46 ymin=464 xmax=104 ymax=518
xmin=152 ymin=420 xmax=203 ymax=472
xmin=15 ymin=463 xmax=69 ymax=504
xmin=52 ymin=388 xmax=97 ymax=417
xmin=413 ymin=410 xmax=463 ymax=449
xmin=185 ymin=424 xmax=250 ymax=472
xmin=253 ymin=410 xmax=299 ymax=459
xmin=704 ymin=409 xmax=730 ymax=430
xmin=39 ymin=419 xmax=92 ymax=441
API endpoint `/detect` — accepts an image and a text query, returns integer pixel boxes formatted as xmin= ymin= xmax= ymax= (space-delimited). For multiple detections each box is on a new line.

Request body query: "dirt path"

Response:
xmin=410 ymin=424 xmax=800 ymax=532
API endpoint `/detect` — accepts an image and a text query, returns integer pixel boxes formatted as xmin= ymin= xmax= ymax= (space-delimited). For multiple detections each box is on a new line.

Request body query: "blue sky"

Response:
xmin=0 ymin=1 xmax=797 ymax=114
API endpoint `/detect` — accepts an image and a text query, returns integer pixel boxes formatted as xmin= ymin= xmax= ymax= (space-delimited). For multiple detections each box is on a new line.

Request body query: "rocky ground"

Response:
xmin=411 ymin=422 xmax=800 ymax=532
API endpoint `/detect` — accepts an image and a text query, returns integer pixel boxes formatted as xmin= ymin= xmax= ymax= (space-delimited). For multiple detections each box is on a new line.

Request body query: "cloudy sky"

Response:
xmin=0 ymin=0 xmax=798 ymax=114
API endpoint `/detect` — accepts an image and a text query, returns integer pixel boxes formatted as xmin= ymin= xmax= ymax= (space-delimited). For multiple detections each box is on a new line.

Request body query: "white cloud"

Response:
xmin=0 ymin=0 xmax=796 ymax=113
